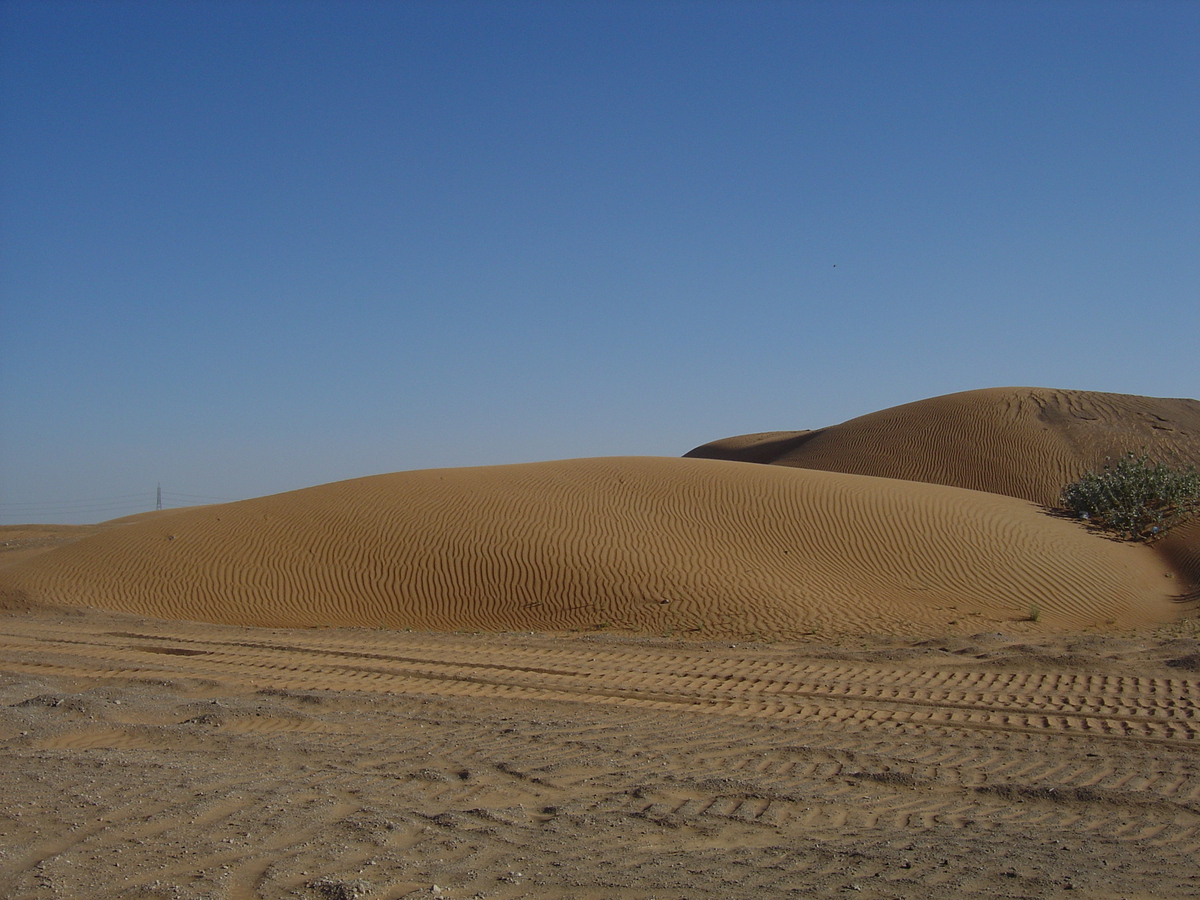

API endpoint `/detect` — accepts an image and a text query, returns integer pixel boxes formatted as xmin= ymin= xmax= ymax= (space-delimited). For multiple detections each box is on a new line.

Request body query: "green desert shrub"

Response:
xmin=1060 ymin=452 xmax=1200 ymax=541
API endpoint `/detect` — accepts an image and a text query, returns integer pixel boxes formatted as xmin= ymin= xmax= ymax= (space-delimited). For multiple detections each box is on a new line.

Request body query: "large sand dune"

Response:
xmin=689 ymin=385 xmax=1200 ymax=607
xmin=686 ymin=386 xmax=1200 ymax=505
xmin=0 ymin=455 xmax=1191 ymax=636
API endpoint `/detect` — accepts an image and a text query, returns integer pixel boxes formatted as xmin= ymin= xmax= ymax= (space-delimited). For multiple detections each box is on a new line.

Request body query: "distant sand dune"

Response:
xmin=0 ymin=456 xmax=1187 ymax=637
xmin=686 ymin=387 xmax=1200 ymax=505
xmin=687 ymin=386 xmax=1200 ymax=607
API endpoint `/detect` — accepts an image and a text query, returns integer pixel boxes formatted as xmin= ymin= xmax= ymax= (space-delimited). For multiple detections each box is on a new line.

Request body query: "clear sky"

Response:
xmin=2 ymin=0 xmax=1198 ymax=524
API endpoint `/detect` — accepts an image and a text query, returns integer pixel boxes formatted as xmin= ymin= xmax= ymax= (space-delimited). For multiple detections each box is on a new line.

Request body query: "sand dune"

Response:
xmin=688 ymin=386 xmax=1200 ymax=605
xmin=686 ymin=387 xmax=1200 ymax=505
xmin=0 ymin=455 xmax=1189 ymax=636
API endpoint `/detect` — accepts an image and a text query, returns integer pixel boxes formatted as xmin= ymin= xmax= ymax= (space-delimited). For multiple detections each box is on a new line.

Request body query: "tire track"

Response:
xmin=1 ymin=623 xmax=1197 ymax=749
xmin=6 ymin=616 xmax=1200 ymax=898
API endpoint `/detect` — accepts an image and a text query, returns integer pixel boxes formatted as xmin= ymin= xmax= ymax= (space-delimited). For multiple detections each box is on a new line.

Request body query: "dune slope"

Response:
xmin=0 ymin=457 xmax=1186 ymax=637
xmin=685 ymin=387 xmax=1200 ymax=506
xmin=686 ymin=387 xmax=1200 ymax=593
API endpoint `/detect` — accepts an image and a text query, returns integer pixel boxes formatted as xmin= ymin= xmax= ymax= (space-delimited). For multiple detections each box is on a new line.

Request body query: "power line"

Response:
xmin=0 ymin=493 xmax=148 ymax=509
xmin=0 ymin=500 xmax=150 ymax=514
xmin=159 ymin=491 xmax=240 ymax=502
xmin=0 ymin=487 xmax=242 ymax=521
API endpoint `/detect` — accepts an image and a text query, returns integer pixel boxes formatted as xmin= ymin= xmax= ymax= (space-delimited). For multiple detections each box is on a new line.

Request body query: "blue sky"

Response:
xmin=2 ymin=0 xmax=1198 ymax=524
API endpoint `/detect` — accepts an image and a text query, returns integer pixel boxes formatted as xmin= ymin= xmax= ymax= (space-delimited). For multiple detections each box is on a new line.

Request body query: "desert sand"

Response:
xmin=685 ymin=387 xmax=1200 ymax=506
xmin=4 ymin=610 xmax=1200 ymax=899
xmin=2 ymin=386 xmax=1200 ymax=898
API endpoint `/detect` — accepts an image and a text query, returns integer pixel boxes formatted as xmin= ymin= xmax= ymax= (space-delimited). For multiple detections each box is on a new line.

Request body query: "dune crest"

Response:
xmin=687 ymin=387 xmax=1200 ymax=601
xmin=686 ymin=387 xmax=1200 ymax=505
xmin=0 ymin=456 xmax=1187 ymax=637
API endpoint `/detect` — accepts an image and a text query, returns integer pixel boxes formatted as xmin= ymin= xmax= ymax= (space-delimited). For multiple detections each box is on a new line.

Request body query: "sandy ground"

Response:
xmin=4 ymin=386 xmax=1200 ymax=898
xmin=3 ymin=607 xmax=1200 ymax=900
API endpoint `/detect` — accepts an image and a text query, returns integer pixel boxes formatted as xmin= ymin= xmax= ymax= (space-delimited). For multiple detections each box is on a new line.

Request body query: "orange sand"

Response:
xmin=686 ymin=386 xmax=1200 ymax=505
xmin=2 ymin=387 xmax=1197 ymax=637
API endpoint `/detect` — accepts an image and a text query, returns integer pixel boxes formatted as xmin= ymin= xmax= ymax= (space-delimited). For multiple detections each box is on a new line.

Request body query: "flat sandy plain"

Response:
xmin=3 ymin=387 xmax=1200 ymax=899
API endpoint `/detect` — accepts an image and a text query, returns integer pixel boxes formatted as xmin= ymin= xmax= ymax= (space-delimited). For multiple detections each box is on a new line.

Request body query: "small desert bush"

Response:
xmin=1060 ymin=452 xmax=1200 ymax=541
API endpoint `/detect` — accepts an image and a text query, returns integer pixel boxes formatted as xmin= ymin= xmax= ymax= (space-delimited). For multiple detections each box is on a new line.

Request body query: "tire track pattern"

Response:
xmin=3 ymin=619 xmax=1200 ymax=899
xmin=3 ymin=622 xmax=1196 ymax=746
